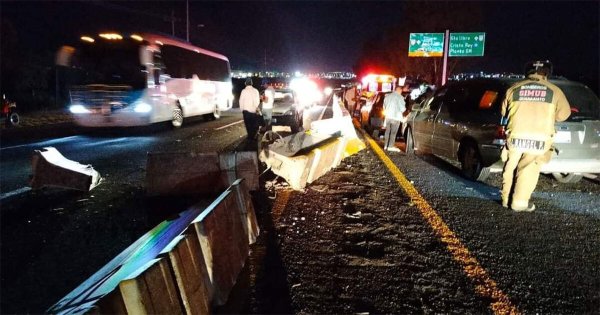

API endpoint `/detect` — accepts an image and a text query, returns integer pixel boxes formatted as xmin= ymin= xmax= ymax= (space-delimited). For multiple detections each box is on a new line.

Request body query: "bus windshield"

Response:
xmin=67 ymin=41 xmax=146 ymax=90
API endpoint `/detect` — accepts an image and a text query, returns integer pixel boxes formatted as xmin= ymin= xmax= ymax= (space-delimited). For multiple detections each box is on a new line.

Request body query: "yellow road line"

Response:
xmin=364 ymin=134 xmax=520 ymax=315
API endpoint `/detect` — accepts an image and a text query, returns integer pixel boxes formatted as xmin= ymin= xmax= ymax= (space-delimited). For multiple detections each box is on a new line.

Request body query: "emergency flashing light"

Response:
xmin=130 ymin=34 xmax=144 ymax=41
xmin=80 ymin=36 xmax=95 ymax=43
xmin=99 ymin=33 xmax=123 ymax=40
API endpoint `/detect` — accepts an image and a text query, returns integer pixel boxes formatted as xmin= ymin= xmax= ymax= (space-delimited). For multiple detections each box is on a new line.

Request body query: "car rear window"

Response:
xmin=558 ymin=84 xmax=600 ymax=121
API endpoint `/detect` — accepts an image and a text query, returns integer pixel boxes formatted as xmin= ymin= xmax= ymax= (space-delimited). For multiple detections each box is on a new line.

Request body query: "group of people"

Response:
xmin=339 ymin=60 xmax=570 ymax=213
xmin=239 ymin=78 xmax=275 ymax=140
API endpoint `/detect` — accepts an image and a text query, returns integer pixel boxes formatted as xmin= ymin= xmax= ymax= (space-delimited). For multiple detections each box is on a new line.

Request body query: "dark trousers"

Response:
xmin=242 ymin=110 xmax=263 ymax=139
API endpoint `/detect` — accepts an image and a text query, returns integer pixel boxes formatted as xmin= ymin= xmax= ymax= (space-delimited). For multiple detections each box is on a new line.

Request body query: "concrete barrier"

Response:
xmin=30 ymin=147 xmax=102 ymax=191
xmin=192 ymin=184 xmax=250 ymax=305
xmin=48 ymin=178 xmax=258 ymax=314
xmin=162 ymin=234 xmax=212 ymax=314
xmin=261 ymin=135 xmax=347 ymax=190
xmin=146 ymin=151 xmax=258 ymax=196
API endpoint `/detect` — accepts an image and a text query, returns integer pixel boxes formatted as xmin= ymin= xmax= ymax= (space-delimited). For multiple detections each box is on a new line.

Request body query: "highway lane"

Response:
xmin=0 ymin=113 xmax=244 ymax=198
xmin=0 ymin=111 xmax=248 ymax=313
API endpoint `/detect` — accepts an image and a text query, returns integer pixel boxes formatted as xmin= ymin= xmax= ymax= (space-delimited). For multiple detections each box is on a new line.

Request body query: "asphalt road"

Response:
xmin=0 ymin=111 xmax=249 ymax=313
xmin=1 ymin=107 xmax=598 ymax=313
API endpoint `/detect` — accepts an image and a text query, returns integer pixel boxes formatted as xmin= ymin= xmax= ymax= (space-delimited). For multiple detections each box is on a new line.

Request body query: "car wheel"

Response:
xmin=460 ymin=142 xmax=490 ymax=181
xmin=290 ymin=112 xmax=302 ymax=133
xmin=551 ymin=172 xmax=583 ymax=183
xmin=405 ymin=128 xmax=415 ymax=155
xmin=7 ymin=111 xmax=19 ymax=127
xmin=171 ymin=105 xmax=183 ymax=128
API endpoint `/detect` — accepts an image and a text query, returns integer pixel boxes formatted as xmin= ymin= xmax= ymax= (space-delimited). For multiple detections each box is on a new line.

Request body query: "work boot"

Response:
xmin=511 ymin=200 xmax=535 ymax=212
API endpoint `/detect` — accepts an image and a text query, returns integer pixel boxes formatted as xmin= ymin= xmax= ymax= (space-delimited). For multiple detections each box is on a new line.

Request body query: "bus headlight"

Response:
xmin=69 ymin=105 xmax=90 ymax=114
xmin=133 ymin=102 xmax=152 ymax=113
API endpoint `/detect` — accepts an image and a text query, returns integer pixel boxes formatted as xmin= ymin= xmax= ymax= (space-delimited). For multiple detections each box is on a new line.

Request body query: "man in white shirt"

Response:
xmin=382 ymin=85 xmax=407 ymax=152
xmin=261 ymin=82 xmax=275 ymax=127
xmin=239 ymin=78 xmax=261 ymax=139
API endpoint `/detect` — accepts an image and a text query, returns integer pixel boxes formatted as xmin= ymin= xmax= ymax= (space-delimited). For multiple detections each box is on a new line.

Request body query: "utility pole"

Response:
xmin=186 ymin=0 xmax=190 ymax=42
xmin=442 ymin=29 xmax=450 ymax=86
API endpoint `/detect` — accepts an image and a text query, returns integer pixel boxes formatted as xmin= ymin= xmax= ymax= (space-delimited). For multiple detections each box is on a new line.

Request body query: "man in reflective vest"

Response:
xmin=500 ymin=60 xmax=571 ymax=211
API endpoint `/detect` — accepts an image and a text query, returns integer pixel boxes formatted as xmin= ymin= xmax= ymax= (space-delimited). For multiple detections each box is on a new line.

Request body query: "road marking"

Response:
xmin=0 ymin=135 xmax=79 ymax=151
xmin=215 ymin=119 xmax=244 ymax=130
xmin=364 ymin=133 xmax=520 ymax=315
xmin=0 ymin=186 xmax=32 ymax=201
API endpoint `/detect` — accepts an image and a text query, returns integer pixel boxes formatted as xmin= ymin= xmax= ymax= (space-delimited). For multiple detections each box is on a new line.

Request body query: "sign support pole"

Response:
xmin=442 ymin=29 xmax=450 ymax=86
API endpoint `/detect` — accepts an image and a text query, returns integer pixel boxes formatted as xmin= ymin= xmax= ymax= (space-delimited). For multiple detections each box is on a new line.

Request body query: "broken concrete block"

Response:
xmin=30 ymin=147 xmax=101 ymax=191
xmin=146 ymin=151 xmax=259 ymax=196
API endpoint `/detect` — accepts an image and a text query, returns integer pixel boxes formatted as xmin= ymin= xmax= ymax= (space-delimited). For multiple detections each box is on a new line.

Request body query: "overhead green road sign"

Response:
xmin=449 ymin=32 xmax=486 ymax=57
xmin=409 ymin=33 xmax=444 ymax=57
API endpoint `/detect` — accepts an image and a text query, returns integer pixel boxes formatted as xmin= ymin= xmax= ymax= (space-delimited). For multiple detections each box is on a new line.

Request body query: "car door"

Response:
xmin=412 ymin=88 xmax=446 ymax=153
xmin=432 ymin=84 xmax=477 ymax=159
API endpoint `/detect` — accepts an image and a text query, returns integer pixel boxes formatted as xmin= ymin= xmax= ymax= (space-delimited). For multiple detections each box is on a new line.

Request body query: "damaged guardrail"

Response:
xmin=259 ymin=96 xmax=365 ymax=190
xmin=146 ymin=151 xmax=259 ymax=196
xmin=48 ymin=178 xmax=259 ymax=314
xmin=30 ymin=147 xmax=102 ymax=191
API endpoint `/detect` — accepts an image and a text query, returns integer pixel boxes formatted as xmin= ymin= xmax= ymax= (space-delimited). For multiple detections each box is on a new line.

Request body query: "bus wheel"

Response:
xmin=212 ymin=105 xmax=221 ymax=120
xmin=172 ymin=106 xmax=183 ymax=128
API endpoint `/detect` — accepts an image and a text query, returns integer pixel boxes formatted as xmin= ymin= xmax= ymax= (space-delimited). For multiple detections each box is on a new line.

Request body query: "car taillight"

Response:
xmin=493 ymin=125 xmax=506 ymax=145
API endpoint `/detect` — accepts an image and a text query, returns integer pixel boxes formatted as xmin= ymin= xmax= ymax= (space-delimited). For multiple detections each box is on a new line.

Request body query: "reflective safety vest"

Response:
xmin=501 ymin=74 xmax=571 ymax=153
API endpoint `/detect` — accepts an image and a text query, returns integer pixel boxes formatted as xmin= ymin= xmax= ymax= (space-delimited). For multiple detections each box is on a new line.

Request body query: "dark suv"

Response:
xmin=404 ymin=77 xmax=600 ymax=183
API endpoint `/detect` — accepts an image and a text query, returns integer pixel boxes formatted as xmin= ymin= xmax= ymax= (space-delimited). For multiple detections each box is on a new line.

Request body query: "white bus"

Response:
xmin=57 ymin=32 xmax=233 ymax=127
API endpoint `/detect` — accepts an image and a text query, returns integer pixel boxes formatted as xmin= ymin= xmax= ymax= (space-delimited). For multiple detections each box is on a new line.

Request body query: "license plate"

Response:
xmin=554 ymin=131 xmax=572 ymax=143
xmin=510 ymin=138 xmax=545 ymax=150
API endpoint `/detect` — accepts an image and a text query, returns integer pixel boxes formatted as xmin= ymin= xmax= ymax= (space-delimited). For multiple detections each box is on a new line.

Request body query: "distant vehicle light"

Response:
xmin=324 ymin=87 xmax=333 ymax=96
xmin=70 ymin=105 xmax=90 ymax=114
xmin=80 ymin=36 xmax=95 ymax=43
xmin=130 ymin=34 xmax=144 ymax=41
xmin=133 ymin=102 xmax=152 ymax=113
xmin=290 ymin=78 xmax=320 ymax=105
xmin=99 ymin=33 xmax=123 ymax=40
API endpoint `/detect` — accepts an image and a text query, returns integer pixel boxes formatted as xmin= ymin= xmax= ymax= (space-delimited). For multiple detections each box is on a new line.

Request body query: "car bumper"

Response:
xmin=541 ymin=158 xmax=600 ymax=174
xmin=271 ymin=114 xmax=296 ymax=126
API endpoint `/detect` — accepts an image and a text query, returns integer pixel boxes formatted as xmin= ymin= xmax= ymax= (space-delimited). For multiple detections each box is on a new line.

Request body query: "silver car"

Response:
xmin=404 ymin=78 xmax=600 ymax=183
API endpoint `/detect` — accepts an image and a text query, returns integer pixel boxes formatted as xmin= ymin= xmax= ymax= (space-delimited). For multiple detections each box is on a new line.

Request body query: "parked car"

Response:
xmin=271 ymin=88 xmax=304 ymax=133
xmin=404 ymin=77 xmax=600 ymax=183
xmin=359 ymin=91 xmax=390 ymax=136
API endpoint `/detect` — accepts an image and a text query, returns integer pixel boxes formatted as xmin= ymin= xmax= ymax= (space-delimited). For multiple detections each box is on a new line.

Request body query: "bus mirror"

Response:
xmin=56 ymin=45 xmax=75 ymax=66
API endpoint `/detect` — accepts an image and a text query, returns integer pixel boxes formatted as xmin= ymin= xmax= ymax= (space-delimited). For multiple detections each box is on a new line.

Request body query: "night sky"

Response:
xmin=2 ymin=1 xmax=599 ymax=89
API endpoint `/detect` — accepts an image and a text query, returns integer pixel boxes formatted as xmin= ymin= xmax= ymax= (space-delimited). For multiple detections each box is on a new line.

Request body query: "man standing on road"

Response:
xmin=500 ymin=60 xmax=571 ymax=212
xmin=239 ymin=78 xmax=261 ymax=139
xmin=344 ymin=85 xmax=357 ymax=117
xmin=261 ymin=82 xmax=275 ymax=128
xmin=382 ymin=85 xmax=407 ymax=152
